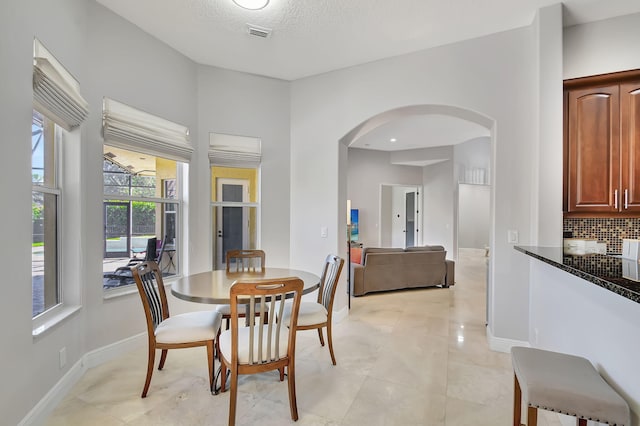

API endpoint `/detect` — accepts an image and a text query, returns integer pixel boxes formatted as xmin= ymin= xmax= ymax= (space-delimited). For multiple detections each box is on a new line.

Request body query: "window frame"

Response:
xmin=102 ymin=146 xmax=185 ymax=296
xmin=32 ymin=112 xmax=61 ymax=318
xmin=210 ymin=166 xmax=261 ymax=271
xmin=32 ymin=112 xmax=82 ymax=336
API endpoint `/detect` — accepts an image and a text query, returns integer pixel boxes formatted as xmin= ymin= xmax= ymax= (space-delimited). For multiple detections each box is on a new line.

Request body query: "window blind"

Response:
xmin=33 ymin=38 xmax=89 ymax=131
xmin=102 ymin=98 xmax=192 ymax=162
xmin=209 ymin=133 xmax=261 ymax=167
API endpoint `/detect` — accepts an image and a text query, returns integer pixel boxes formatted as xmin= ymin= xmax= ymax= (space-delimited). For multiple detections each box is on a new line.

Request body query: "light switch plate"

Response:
xmin=507 ymin=230 xmax=519 ymax=244
xmin=320 ymin=226 xmax=328 ymax=238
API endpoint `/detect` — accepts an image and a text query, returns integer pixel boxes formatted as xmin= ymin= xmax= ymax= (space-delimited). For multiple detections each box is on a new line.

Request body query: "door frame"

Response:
xmin=379 ymin=183 xmax=422 ymax=248
xmin=215 ymin=178 xmax=249 ymax=269
xmin=404 ymin=188 xmax=419 ymax=247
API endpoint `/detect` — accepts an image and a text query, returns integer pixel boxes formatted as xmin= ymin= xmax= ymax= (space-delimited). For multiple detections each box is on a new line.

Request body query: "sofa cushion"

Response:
xmin=405 ymin=245 xmax=445 ymax=252
xmin=361 ymin=247 xmax=403 ymax=265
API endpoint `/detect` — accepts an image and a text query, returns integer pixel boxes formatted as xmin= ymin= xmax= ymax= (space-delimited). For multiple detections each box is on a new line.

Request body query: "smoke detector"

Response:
xmin=246 ymin=24 xmax=272 ymax=38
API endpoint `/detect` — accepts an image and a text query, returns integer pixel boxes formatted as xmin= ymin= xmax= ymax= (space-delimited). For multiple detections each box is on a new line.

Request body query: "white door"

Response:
xmin=388 ymin=185 xmax=421 ymax=248
xmin=215 ymin=178 xmax=249 ymax=270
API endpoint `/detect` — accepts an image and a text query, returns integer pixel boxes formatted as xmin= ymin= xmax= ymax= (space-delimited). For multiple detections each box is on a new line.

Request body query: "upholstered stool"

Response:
xmin=511 ymin=347 xmax=630 ymax=426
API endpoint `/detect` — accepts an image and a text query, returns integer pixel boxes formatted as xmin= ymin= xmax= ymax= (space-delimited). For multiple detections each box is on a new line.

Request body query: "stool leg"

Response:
xmin=513 ymin=374 xmax=522 ymax=426
xmin=527 ymin=406 xmax=537 ymax=426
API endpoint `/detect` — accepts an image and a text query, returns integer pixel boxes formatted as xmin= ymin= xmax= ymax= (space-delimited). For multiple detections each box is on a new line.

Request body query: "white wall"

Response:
xmin=380 ymin=185 xmax=392 ymax=246
xmin=458 ymin=184 xmax=490 ymax=249
xmin=534 ymin=4 xmax=563 ymax=248
xmin=290 ymin=25 xmax=537 ymax=343
xmin=196 ymin=66 xmax=291 ymax=270
xmin=455 ymin=138 xmax=491 ymax=251
xmin=422 ymin=160 xmax=456 ymax=255
xmin=83 ymin=2 xmax=201 ymax=352
xmin=1 ymin=1 xmax=89 ymax=423
xmin=564 ymin=12 xmax=640 ymax=80
xmin=454 ymin=137 xmax=491 ymax=184
xmin=347 ymin=148 xmax=423 ymax=248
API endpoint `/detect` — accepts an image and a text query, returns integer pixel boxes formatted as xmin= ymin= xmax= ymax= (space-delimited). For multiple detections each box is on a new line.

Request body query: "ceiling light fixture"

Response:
xmin=390 ymin=138 xmax=397 ymax=143
xmin=232 ymin=0 xmax=269 ymax=10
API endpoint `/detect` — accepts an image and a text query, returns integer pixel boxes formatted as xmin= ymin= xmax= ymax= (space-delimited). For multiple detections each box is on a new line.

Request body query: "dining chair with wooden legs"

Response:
xmin=225 ymin=249 xmax=266 ymax=273
xmin=131 ymin=261 xmax=223 ymax=397
xmin=219 ymin=277 xmax=304 ymax=426
xmin=281 ymin=254 xmax=344 ymax=365
xmin=216 ymin=249 xmax=268 ymax=329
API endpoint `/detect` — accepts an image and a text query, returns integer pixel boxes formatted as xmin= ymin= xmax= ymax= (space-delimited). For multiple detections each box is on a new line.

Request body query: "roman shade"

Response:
xmin=209 ymin=133 xmax=261 ymax=167
xmin=33 ymin=38 xmax=89 ymax=131
xmin=102 ymin=98 xmax=192 ymax=162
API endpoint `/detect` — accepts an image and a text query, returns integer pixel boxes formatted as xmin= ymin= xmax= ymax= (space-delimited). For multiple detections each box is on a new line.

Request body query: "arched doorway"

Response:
xmin=338 ymin=104 xmax=495 ymax=320
xmin=339 ymin=104 xmax=494 ymax=257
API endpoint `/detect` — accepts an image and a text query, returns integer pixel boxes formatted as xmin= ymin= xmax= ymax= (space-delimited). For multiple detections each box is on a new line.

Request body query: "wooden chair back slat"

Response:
xmin=229 ymin=278 xmax=302 ymax=366
xmin=226 ymin=249 xmax=266 ymax=272
xmin=318 ymin=254 xmax=344 ymax=312
xmin=132 ymin=261 xmax=169 ymax=332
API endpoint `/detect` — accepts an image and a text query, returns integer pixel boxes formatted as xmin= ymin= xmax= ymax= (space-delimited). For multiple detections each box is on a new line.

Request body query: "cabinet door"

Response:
xmin=566 ymin=85 xmax=620 ymax=212
xmin=621 ymin=80 xmax=640 ymax=212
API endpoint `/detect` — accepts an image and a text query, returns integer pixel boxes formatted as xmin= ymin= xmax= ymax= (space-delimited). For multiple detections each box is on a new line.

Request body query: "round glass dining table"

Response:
xmin=171 ymin=267 xmax=321 ymax=304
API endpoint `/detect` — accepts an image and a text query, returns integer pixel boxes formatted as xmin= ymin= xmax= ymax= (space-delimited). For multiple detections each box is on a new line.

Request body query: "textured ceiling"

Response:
xmin=95 ymin=0 xmax=640 ymax=153
xmin=96 ymin=0 xmax=640 ymax=81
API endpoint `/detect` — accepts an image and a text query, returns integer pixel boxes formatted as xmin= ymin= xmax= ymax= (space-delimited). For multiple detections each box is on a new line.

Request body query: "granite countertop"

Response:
xmin=514 ymin=246 xmax=640 ymax=304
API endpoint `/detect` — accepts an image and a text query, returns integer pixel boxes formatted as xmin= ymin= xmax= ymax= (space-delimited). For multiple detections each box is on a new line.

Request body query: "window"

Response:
xmin=31 ymin=38 xmax=88 ymax=331
xmin=101 ymin=98 xmax=191 ymax=292
xmin=101 ymin=98 xmax=191 ymax=291
xmin=32 ymin=110 xmax=60 ymax=317
xmin=102 ymin=146 xmax=182 ymax=290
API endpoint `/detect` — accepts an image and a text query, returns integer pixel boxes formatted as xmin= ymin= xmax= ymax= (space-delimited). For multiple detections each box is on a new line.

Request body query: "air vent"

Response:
xmin=246 ymin=24 xmax=272 ymax=38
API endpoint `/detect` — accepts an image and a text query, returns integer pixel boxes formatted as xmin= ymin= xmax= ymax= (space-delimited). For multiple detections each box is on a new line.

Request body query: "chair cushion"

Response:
xmin=219 ymin=325 xmax=290 ymax=364
xmin=214 ymin=303 xmax=269 ymax=316
xmin=511 ymin=347 xmax=631 ymax=426
xmin=281 ymin=302 xmax=327 ymax=327
xmin=155 ymin=311 xmax=222 ymax=344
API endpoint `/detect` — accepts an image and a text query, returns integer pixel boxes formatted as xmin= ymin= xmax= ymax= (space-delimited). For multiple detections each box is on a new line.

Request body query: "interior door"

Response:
xmin=384 ymin=184 xmax=421 ymax=248
xmin=215 ymin=178 xmax=249 ymax=269
xmin=405 ymin=190 xmax=416 ymax=247
xmin=104 ymin=201 xmax=130 ymax=258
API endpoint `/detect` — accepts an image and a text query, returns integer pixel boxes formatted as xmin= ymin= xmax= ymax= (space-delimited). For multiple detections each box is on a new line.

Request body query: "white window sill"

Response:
xmin=32 ymin=305 xmax=82 ymax=338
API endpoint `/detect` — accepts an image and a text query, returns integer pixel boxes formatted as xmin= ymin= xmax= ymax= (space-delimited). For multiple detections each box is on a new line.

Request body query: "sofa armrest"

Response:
xmin=351 ymin=263 xmax=365 ymax=296
xmin=445 ymin=259 xmax=455 ymax=287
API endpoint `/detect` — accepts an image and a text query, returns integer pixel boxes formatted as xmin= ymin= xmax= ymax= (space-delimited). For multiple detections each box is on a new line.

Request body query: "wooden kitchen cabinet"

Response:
xmin=564 ymin=70 xmax=640 ymax=216
xmin=621 ymin=80 xmax=640 ymax=211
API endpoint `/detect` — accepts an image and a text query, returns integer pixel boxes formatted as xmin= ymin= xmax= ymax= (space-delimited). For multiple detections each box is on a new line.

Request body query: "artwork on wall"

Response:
xmin=350 ymin=209 xmax=359 ymax=242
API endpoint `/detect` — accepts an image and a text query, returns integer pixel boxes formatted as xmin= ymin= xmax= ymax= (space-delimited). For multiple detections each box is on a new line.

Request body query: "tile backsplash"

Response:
xmin=564 ymin=218 xmax=640 ymax=254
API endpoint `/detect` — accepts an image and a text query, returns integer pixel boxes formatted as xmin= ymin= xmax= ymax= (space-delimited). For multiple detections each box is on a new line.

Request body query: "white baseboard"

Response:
xmin=84 ymin=333 xmax=145 ymax=369
xmin=17 ymin=357 xmax=86 ymax=426
xmin=486 ymin=326 xmax=530 ymax=353
xmin=19 ymin=333 xmax=145 ymax=426
xmin=332 ymin=304 xmax=349 ymax=323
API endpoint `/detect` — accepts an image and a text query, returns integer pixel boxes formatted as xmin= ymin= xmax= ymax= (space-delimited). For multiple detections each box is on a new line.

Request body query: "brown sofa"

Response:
xmin=351 ymin=246 xmax=455 ymax=296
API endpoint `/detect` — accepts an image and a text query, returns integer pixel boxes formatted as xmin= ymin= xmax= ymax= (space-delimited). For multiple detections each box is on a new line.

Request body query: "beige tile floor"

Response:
xmin=47 ymin=249 xmax=564 ymax=425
